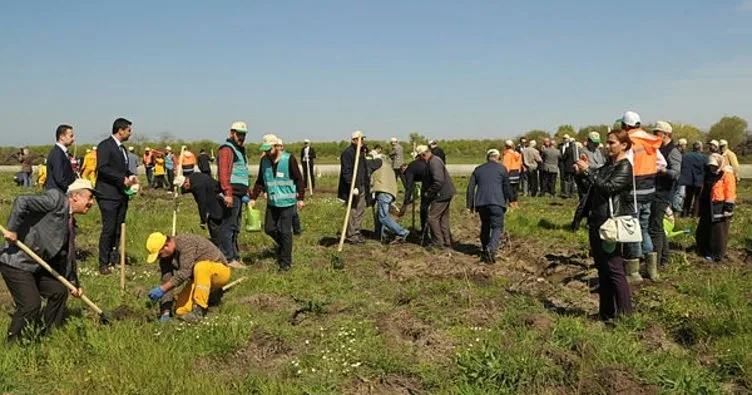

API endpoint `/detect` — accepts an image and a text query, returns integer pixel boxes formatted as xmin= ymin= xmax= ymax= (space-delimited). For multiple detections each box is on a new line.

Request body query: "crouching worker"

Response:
xmin=0 ymin=179 xmax=95 ymax=342
xmin=145 ymin=232 xmax=231 ymax=322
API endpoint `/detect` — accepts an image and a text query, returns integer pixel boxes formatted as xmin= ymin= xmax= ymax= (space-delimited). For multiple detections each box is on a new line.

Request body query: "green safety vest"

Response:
xmin=262 ymin=152 xmax=297 ymax=207
xmin=221 ymin=142 xmax=249 ymax=186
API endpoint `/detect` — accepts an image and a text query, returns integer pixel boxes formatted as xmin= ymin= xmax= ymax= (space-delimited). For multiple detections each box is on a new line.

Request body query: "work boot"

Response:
xmin=625 ymin=259 xmax=643 ymax=284
xmin=645 ymin=252 xmax=660 ymax=281
xmin=178 ymin=305 xmax=206 ymax=323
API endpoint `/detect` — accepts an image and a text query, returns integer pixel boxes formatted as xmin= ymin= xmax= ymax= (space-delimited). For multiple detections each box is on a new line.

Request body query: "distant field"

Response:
xmin=0 ymin=175 xmax=751 ymax=393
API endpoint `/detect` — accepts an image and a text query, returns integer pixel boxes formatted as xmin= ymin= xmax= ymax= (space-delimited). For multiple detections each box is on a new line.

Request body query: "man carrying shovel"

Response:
xmin=0 ymin=178 xmax=96 ymax=342
xmin=145 ymin=232 xmax=231 ymax=322
xmin=338 ymin=130 xmax=370 ymax=244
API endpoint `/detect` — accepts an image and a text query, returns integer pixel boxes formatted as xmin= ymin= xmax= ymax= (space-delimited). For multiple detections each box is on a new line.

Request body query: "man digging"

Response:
xmin=145 ymin=232 xmax=232 ymax=322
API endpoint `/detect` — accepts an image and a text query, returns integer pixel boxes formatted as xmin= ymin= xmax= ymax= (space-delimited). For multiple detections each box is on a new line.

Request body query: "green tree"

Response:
xmin=707 ymin=116 xmax=748 ymax=149
xmin=670 ymin=123 xmax=703 ymax=144
xmin=555 ymin=124 xmax=575 ymax=141
xmin=576 ymin=124 xmax=610 ymax=144
xmin=409 ymin=132 xmax=427 ymax=147
xmin=523 ymin=129 xmax=551 ymax=144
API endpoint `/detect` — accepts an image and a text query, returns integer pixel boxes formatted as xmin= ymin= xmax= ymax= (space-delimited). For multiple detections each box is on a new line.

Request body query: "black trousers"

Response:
xmin=682 ymin=185 xmax=701 ymax=217
xmin=394 ymin=169 xmax=406 ymax=189
xmin=541 ymin=171 xmax=557 ymax=197
xmin=526 ymin=169 xmax=539 ymax=197
xmin=265 ymin=205 xmax=295 ymax=269
xmin=649 ymin=197 xmax=671 ymax=265
xmin=292 ymin=207 xmax=302 ymax=234
xmin=562 ymin=172 xmax=575 ymax=198
xmin=302 ymin=160 xmax=315 ymax=189
xmin=0 ymin=264 xmax=69 ymax=342
xmin=696 ymin=216 xmax=730 ymax=261
xmin=207 ymin=217 xmax=222 ymax=249
xmin=588 ymin=226 xmax=632 ymax=320
xmin=97 ymin=197 xmax=128 ymax=269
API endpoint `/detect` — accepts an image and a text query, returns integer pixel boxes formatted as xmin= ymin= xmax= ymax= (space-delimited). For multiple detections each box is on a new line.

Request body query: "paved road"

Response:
xmin=2 ymin=164 xmax=751 ymax=178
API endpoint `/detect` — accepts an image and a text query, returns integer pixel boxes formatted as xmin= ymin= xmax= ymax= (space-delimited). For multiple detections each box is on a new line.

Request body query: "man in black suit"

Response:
xmin=95 ymin=118 xmax=138 ymax=275
xmin=45 ymin=125 xmax=76 ymax=192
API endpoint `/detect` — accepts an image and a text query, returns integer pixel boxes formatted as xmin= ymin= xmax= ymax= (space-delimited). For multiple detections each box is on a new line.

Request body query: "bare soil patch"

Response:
xmin=342 ymin=373 xmax=424 ymax=395
xmin=580 ymin=366 xmax=659 ymax=395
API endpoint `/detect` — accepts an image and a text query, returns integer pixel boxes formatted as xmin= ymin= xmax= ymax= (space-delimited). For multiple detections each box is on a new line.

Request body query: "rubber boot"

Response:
xmin=646 ymin=252 xmax=660 ymax=281
xmin=625 ymin=259 xmax=643 ymax=284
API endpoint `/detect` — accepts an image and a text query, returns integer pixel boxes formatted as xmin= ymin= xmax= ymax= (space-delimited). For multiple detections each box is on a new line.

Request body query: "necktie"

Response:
xmin=120 ymin=145 xmax=129 ymax=166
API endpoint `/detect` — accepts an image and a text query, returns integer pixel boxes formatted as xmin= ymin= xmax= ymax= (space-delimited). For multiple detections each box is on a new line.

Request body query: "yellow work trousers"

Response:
xmin=175 ymin=261 xmax=231 ymax=315
xmin=82 ymin=169 xmax=96 ymax=185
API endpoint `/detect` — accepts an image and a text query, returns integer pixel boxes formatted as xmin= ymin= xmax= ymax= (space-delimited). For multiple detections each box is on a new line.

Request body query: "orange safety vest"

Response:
xmin=182 ymin=151 xmax=197 ymax=166
xmin=628 ymin=129 xmax=662 ymax=202
xmin=707 ymin=167 xmax=737 ymax=222
xmin=502 ymin=149 xmax=523 ymax=183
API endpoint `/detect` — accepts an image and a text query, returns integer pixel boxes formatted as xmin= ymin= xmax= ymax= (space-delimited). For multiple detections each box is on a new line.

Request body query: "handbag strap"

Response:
xmin=632 ymin=161 xmax=638 ymax=215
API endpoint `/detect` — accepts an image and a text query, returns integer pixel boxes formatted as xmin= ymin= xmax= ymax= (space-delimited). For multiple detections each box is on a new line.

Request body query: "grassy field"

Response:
xmin=0 ymin=174 xmax=751 ymax=394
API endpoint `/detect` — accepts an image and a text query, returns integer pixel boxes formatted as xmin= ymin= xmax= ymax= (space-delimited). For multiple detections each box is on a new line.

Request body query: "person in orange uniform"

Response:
xmin=618 ymin=111 xmax=662 ymax=283
xmin=80 ymin=147 xmax=97 ymax=185
xmin=696 ymin=153 xmax=736 ymax=262
xmin=181 ymin=148 xmax=197 ymax=175
xmin=502 ymin=139 xmax=523 ymax=208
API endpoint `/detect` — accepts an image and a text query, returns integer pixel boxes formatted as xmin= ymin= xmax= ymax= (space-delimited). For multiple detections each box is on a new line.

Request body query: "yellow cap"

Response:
xmin=145 ymin=232 xmax=167 ymax=263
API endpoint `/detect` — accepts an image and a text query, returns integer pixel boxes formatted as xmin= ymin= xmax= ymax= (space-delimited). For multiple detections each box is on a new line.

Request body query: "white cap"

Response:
xmin=620 ymin=111 xmax=641 ymax=127
xmin=165 ymin=146 xmax=172 ymax=151
xmin=230 ymin=121 xmax=248 ymax=133
xmin=414 ymin=145 xmax=429 ymax=156
xmin=304 ymin=139 xmax=311 ymax=143
xmin=67 ymin=178 xmax=95 ymax=193
xmin=654 ymin=121 xmax=673 ymax=134
xmin=719 ymin=139 xmax=728 ymax=147
xmin=144 ymin=147 xmax=150 ymax=151
xmin=390 ymin=137 xmax=398 ymax=143
xmin=128 ymin=146 xmax=135 ymax=152
xmin=428 ymin=140 xmax=437 ymax=146
xmin=678 ymin=138 xmax=687 ymax=145
xmin=505 ymin=139 xmax=514 ymax=147
xmin=351 ymin=130 xmax=365 ymax=139
xmin=92 ymin=146 xmax=97 ymax=150
xmin=487 ymin=148 xmax=500 ymax=157
xmin=529 ymin=140 xmax=537 ymax=147
xmin=276 ymin=138 xmax=284 ymax=145
xmin=709 ymin=139 xmax=719 ymax=147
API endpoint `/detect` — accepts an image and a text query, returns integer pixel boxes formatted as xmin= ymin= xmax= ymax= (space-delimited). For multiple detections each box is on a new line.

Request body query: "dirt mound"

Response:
xmin=236 ymin=293 xmax=294 ymax=312
xmin=640 ymin=323 xmax=681 ymax=353
xmin=343 ymin=373 xmax=424 ymax=395
xmin=201 ymin=327 xmax=293 ymax=375
xmin=375 ymin=309 xmax=455 ymax=364
xmin=522 ymin=314 xmax=554 ymax=332
xmin=581 ymin=366 xmax=658 ymax=395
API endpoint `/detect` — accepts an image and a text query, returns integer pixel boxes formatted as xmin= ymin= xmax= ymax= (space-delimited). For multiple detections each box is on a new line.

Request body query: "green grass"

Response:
xmin=0 ymin=175 xmax=750 ymax=394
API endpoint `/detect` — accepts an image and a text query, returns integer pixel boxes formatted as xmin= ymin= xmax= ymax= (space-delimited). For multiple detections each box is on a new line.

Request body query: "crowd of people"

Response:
xmin=0 ymin=113 xmax=743 ymax=342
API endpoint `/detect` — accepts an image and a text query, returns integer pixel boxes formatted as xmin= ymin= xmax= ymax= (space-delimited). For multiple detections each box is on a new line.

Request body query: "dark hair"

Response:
xmin=55 ymin=124 xmax=73 ymax=141
xmin=112 ymin=118 xmax=132 ymax=135
xmin=607 ymin=129 xmax=632 ymax=151
xmin=373 ymin=144 xmax=382 ymax=150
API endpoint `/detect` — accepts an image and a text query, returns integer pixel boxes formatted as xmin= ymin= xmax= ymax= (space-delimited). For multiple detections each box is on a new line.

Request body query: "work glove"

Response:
xmin=148 ymin=286 xmax=165 ymax=301
xmin=242 ymin=195 xmax=250 ymax=204
xmin=160 ymin=313 xmax=170 ymax=323
xmin=352 ymin=188 xmax=360 ymax=196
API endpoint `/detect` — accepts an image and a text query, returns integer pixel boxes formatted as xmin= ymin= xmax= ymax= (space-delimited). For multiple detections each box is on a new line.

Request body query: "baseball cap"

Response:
xmin=654 ymin=121 xmax=673 ymax=134
xmin=231 ymin=121 xmax=248 ymax=134
xmin=128 ymin=146 xmax=135 ymax=152
xmin=86 ymin=148 xmax=91 ymax=153
xmin=276 ymin=138 xmax=284 ymax=146
xmin=304 ymin=139 xmax=311 ymax=143
xmin=390 ymin=137 xmax=398 ymax=143
xmin=618 ymin=111 xmax=641 ymax=127
xmin=67 ymin=178 xmax=96 ymax=194
xmin=487 ymin=148 xmax=500 ymax=157
xmin=145 ymin=147 xmax=150 ymax=151
xmin=165 ymin=146 xmax=172 ymax=151
xmin=259 ymin=134 xmax=280 ymax=152
xmin=414 ymin=145 xmax=429 ymax=156
xmin=351 ymin=130 xmax=365 ymax=139
xmin=505 ymin=139 xmax=514 ymax=147
xmin=588 ymin=132 xmax=601 ymax=143
xmin=678 ymin=138 xmax=688 ymax=145
xmin=428 ymin=140 xmax=437 ymax=146
xmin=92 ymin=146 xmax=97 ymax=150
xmin=709 ymin=139 xmax=719 ymax=147
xmin=145 ymin=232 xmax=168 ymax=263
xmin=563 ymin=134 xmax=570 ymax=140
xmin=719 ymin=139 xmax=728 ymax=147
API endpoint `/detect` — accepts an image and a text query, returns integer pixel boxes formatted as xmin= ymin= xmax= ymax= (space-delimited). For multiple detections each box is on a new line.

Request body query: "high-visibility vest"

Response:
xmin=261 ymin=152 xmax=297 ymax=207
xmin=182 ymin=151 xmax=197 ymax=166
xmin=220 ymin=143 xmax=249 ymax=186
xmin=628 ymin=129 xmax=662 ymax=202
xmin=502 ymin=149 xmax=522 ymax=183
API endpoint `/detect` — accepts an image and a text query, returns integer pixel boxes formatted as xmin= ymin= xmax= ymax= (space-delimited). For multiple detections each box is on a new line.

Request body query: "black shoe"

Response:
xmin=293 ymin=230 xmax=302 ymax=236
xmin=99 ymin=267 xmax=112 ymax=275
xmin=345 ymin=236 xmax=365 ymax=244
xmin=278 ymin=264 xmax=291 ymax=273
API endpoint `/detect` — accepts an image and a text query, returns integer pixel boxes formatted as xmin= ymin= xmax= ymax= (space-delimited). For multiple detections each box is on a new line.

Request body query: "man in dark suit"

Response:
xmin=679 ymin=141 xmax=708 ymax=217
xmin=95 ymin=118 xmax=138 ymax=275
xmin=338 ymin=131 xmax=370 ymax=244
xmin=45 ymin=125 xmax=76 ymax=192
xmin=0 ymin=178 xmax=95 ymax=342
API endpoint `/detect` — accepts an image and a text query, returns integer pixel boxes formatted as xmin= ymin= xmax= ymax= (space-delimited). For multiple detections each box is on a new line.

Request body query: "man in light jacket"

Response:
xmin=389 ymin=137 xmax=406 ymax=189
xmin=371 ymin=150 xmax=409 ymax=244
xmin=521 ymin=140 xmax=542 ymax=197
xmin=466 ymin=149 xmax=513 ymax=263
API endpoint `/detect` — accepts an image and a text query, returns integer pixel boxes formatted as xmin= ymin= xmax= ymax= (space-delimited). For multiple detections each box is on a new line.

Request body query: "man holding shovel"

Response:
xmin=145 ymin=232 xmax=231 ymax=323
xmin=338 ymin=130 xmax=370 ymax=244
xmin=250 ymin=135 xmax=305 ymax=272
xmin=0 ymin=178 xmax=95 ymax=342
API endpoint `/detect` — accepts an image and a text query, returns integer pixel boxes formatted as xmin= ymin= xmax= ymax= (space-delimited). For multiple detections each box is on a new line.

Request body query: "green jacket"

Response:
xmin=370 ymin=154 xmax=398 ymax=198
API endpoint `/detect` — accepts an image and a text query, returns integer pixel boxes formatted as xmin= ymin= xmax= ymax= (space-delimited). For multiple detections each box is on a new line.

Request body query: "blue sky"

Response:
xmin=1 ymin=0 xmax=751 ymax=146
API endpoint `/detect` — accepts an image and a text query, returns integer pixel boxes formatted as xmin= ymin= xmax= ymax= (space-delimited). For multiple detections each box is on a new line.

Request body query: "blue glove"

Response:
xmin=160 ymin=314 xmax=170 ymax=322
xmin=148 ymin=286 xmax=165 ymax=301
xmin=242 ymin=196 xmax=250 ymax=204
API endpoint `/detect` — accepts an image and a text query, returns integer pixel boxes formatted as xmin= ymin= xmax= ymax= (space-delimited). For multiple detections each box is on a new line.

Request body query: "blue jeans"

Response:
xmin=21 ymin=172 xmax=32 ymax=188
xmin=626 ymin=201 xmax=653 ymax=258
xmin=219 ymin=196 xmax=242 ymax=261
xmin=375 ymin=193 xmax=408 ymax=239
xmin=477 ymin=205 xmax=505 ymax=254
xmin=672 ymin=185 xmax=685 ymax=213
